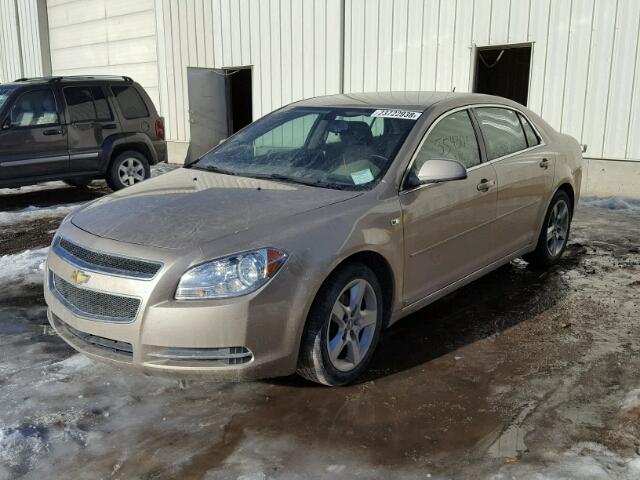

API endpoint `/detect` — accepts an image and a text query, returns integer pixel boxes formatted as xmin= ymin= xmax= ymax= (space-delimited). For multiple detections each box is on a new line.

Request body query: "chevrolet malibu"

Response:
xmin=45 ymin=92 xmax=583 ymax=386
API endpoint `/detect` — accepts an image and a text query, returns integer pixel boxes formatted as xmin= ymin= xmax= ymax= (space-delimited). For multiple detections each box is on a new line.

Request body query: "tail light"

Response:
xmin=155 ymin=117 xmax=165 ymax=140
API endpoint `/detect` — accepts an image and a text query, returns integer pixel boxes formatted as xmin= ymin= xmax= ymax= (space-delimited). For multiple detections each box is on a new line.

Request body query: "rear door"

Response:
xmin=0 ymin=87 xmax=69 ymax=181
xmin=400 ymin=109 xmax=498 ymax=304
xmin=64 ymin=85 xmax=119 ymax=172
xmin=472 ymin=107 xmax=554 ymax=256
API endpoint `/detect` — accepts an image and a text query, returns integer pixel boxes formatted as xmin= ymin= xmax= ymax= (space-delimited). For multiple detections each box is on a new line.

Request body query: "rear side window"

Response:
xmin=111 ymin=85 xmax=149 ymax=119
xmin=413 ymin=110 xmax=481 ymax=171
xmin=64 ymin=86 xmax=113 ymax=123
xmin=474 ymin=107 xmax=527 ymax=160
xmin=10 ymin=89 xmax=59 ymax=127
xmin=518 ymin=112 xmax=540 ymax=147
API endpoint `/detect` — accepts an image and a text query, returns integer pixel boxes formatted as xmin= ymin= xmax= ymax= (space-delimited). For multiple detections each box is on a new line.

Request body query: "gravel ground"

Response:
xmin=0 ymin=174 xmax=639 ymax=479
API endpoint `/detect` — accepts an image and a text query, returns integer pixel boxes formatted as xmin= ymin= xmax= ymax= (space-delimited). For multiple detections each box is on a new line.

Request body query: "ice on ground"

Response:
xmin=621 ymin=388 xmax=640 ymax=411
xmin=0 ymin=204 xmax=82 ymax=227
xmin=0 ymin=181 xmax=65 ymax=196
xmin=579 ymin=196 xmax=640 ymax=211
xmin=490 ymin=443 xmax=640 ymax=480
xmin=0 ymin=248 xmax=48 ymax=286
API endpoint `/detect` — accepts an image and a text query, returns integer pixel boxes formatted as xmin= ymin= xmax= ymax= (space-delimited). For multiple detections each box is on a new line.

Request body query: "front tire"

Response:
xmin=524 ymin=190 xmax=572 ymax=268
xmin=106 ymin=151 xmax=150 ymax=191
xmin=297 ymin=263 xmax=383 ymax=386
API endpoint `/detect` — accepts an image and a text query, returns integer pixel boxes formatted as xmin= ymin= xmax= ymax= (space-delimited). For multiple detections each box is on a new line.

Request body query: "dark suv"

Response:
xmin=0 ymin=76 xmax=166 ymax=190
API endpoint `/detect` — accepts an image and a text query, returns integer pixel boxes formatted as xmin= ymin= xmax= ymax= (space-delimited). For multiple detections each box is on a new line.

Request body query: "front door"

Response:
xmin=400 ymin=109 xmax=498 ymax=305
xmin=64 ymin=85 xmax=119 ymax=173
xmin=187 ymin=67 xmax=229 ymax=162
xmin=0 ymin=88 xmax=68 ymax=181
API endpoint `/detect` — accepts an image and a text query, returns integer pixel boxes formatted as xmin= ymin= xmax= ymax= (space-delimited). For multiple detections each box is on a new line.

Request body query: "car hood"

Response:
xmin=71 ymin=168 xmax=361 ymax=249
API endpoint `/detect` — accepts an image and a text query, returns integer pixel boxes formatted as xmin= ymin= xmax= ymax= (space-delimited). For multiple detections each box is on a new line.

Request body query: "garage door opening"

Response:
xmin=473 ymin=45 xmax=532 ymax=106
xmin=186 ymin=67 xmax=253 ymax=162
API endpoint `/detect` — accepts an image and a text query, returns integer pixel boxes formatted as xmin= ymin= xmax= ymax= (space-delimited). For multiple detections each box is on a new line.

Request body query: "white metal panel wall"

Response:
xmin=344 ymin=0 xmax=640 ymax=161
xmin=154 ymin=0 xmax=343 ymax=143
xmin=47 ymin=0 xmax=159 ymax=109
xmin=0 ymin=0 xmax=46 ymax=82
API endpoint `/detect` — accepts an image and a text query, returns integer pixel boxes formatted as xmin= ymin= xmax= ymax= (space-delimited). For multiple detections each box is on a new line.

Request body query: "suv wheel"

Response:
xmin=107 ymin=151 xmax=150 ymax=190
xmin=524 ymin=190 xmax=572 ymax=268
xmin=297 ymin=263 xmax=383 ymax=386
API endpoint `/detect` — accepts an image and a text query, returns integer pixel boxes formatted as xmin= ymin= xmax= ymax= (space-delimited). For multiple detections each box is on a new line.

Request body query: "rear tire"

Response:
xmin=523 ymin=190 xmax=572 ymax=268
xmin=106 ymin=150 xmax=150 ymax=191
xmin=297 ymin=263 xmax=383 ymax=386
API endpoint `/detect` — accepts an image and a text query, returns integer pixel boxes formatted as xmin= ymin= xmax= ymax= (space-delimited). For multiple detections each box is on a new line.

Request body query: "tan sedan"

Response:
xmin=45 ymin=92 xmax=583 ymax=386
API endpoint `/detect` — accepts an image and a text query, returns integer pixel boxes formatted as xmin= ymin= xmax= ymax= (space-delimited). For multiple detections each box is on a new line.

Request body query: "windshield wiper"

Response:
xmin=242 ymin=172 xmax=348 ymax=190
xmin=191 ymin=164 xmax=239 ymax=176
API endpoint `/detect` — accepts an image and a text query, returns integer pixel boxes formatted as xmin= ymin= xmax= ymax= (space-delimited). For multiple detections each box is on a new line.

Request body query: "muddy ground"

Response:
xmin=0 ymin=177 xmax=639 ymax=479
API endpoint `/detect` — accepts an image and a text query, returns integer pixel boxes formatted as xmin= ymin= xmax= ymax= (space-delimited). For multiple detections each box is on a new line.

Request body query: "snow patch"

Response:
xmin=0 ymin=248 xmax=48 ymax=286
xmin=0 ymin=203 xmax=82 ymax=227
xmin=580 ymin=196 xmax=640 ymax=211
xmin=621 ymin=389 xmax=640 ymax=411
xmin=0 ymin=181 xmax=65 ymax=196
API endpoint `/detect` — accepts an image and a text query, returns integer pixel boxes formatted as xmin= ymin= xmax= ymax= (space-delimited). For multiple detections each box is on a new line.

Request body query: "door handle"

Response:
xmin=101 ymin=123 xmax=117 ymax=129
xmin=477 ymin=178 xmax=495 ymax=192
xmin=539 ymin=158 xmax=550 ymax=169
xmin=43 ymin=128 xmax=62 ymax=136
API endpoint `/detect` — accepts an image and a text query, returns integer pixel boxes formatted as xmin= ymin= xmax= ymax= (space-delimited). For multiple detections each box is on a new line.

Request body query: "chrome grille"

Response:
xmin=54 ymin=237 xmax=161 ymax=279
xmin=50 ymin=271 xmax=140 ymax=322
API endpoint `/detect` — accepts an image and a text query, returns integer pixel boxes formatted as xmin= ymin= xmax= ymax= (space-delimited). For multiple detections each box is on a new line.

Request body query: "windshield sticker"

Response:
xmin=371 ymin=109 xmax=422 ymax=120
xmin=351 ymin=168 xmax=375 ymax=185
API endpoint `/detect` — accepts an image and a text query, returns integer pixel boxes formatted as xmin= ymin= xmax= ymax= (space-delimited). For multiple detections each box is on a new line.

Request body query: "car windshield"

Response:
xmin=192 ymin=106 xmax=419 ymax=190
xmin=0 ymin=85 xmax=16 ymax=110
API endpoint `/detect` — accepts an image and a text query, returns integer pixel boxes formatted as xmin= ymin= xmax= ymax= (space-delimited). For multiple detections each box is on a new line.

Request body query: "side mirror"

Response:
xmin=414 ymin=159 xmax=467 ymax=185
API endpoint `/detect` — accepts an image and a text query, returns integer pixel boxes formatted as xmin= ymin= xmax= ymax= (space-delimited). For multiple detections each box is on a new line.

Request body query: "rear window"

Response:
xmin=474 ymin=107 xmax=528 ymax=160
xmin=64 ymin=86 xmax=113 ymax=123
xmin=111 ymin=85 xmax=149 ymax=119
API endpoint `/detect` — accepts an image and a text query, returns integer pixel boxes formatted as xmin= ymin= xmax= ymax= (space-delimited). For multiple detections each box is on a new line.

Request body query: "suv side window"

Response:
xmin=64 ymin=86 xmax=113 ymax=123
xmin=518 ymin=112 xmax=540 ymax=148
xmin=412 ymin=109 xmax=481 ymax=173
xmin=474 ymin=107 xmax=528 ymax=160
xmin=10 ymin=89 xmax=59 ymax=127
xmin=111 ymin=85 xmax=149 ymax=119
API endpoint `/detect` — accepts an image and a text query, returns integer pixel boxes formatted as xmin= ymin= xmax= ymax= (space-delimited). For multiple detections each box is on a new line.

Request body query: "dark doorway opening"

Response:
xmin=228 ymin=68 xmax=252 ymax=133
xmin=473 ymin=45 xmax=532 ymax=106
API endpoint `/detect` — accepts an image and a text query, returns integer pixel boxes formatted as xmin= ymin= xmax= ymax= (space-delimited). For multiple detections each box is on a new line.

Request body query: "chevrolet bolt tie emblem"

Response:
xmin=71 ymin=270 xmax=90 ymax=285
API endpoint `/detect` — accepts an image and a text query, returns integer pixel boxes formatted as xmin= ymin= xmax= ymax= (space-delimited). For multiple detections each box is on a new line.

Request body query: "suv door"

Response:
xmin=473 ymin=107 xmax=554 ymax=257
xmin=400 ymin=109 xmax=498 ymax=305
xmin=64 ymin=85 xmax=119 ymax=173
xmin=0 ymin=87 xmax=68 ymax=181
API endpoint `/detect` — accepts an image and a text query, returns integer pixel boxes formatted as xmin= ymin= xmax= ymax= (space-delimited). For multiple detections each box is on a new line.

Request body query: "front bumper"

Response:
xmin=44 ymin=227 xmax=303 ymax=381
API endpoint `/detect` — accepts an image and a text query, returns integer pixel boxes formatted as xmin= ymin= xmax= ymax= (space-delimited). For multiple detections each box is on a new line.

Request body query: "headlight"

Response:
xmin=175 ymin=248 xmax=288 ymax=300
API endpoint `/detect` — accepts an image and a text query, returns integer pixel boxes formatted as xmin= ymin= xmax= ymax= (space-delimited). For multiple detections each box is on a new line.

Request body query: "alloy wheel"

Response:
xmin=546 ymin=199 xmax=569 ymax=257
xmin=326 ymin=278 xmax=378 ymax=372
xmin=118 ymin=158 xmax=146 ymax=186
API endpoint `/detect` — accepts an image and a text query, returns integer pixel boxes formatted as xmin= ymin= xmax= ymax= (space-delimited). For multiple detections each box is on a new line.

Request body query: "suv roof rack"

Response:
xmin=14 ymin=75 xmax=133 ymax=83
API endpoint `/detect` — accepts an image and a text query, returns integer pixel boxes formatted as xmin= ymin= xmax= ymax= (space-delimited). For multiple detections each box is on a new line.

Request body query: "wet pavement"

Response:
xmin=0 ymin=178 xmax=639 ymax=479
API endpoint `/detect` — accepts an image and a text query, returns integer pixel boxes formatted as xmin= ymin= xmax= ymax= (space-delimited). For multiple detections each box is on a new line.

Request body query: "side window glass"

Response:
xmin=10 ymin=89 xmax=58 ymax=127
xmin=518 ymin=112 xmax=540 ymax=147
xmin=475 ymin=107 xmax=527 ymax=160
xmin=91 ymin=87 xmax=113 ymax=121
xmin=111 ymin=85 xmax=149 ymax=119
xmin=254 ymin=113 xmax=319 ymax=156
xmin=413 ymin=110 xmax=481 ymax=172
xmin=64 ymin=87 xmax=97 ymax=123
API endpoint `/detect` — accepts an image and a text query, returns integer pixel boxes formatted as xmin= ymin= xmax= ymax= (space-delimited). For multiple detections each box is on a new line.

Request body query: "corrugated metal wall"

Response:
xmin=344 ymin=0 xmax=640 ymax=161
xmin=47 ymin=0 xmax=160 ymax=108
xmin=0 ymin=0 xmax=46 ymax=82
xmin=154 ymin=0 xmax=343 ymax=143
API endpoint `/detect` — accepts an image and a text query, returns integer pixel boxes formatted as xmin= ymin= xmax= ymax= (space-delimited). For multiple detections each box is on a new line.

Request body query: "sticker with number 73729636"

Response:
xmin=371 ymin=109 xmax=422 ymax=120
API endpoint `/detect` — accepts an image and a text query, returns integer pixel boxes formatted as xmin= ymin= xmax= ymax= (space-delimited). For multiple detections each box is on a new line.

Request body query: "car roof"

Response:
xmin=290 ymin=91 xmax=520 ymax=112
xmin=2 ymin=76 xmax=134 ymax=87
